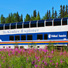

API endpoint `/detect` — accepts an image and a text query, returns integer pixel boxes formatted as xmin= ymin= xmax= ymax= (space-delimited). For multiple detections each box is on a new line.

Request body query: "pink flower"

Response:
xmin=15 ymin=48 xmax=18 ymax=51
xmin=64 ymin=51 xmax=66 ymax=54
xmin=45 ymin=46 xmax=48 ymax=49
xmin=38 ymin=59 xmax=40 ymax=62
xmin=51 ymin=51 xmax=53 ymax=53
xmin=8 ymin=53 xmax=10 ymax=56
xmin=50 ymin=60 xmax=52 ymax=63
xmin=52 ymin=63 xmax=54 ymax=65
xmin=60 ymin=60 xmax=64 ymax=64
xmin=60 ymin=52 xmax=63 ymax=55
xmin=32 ymin=60 xmax=35 ymax=64
xmin=0 ymin=64 xmax=1 ymax=66
xmin=3 ymin=60 xmax=5 ymax=63
xmin=12 ymin=50 xmax=15 ymax=55
xmin=55 ymin=65 xmax=57 ymax=68
xmin=44 ymin=62 xmax=47 ymax=66
xmin=56 ymin=62 xmax=58 ymax=65
xmin=35 ymin=65 xmax=38 ymax=68
xmin=1 ymin=56 xmax=4 ymax=59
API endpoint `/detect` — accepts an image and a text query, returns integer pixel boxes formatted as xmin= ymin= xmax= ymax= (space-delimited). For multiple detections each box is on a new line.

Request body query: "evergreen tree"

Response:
xmin=63 ymin=5 xmax=65 ymax=17
xmin=10 ymin=13 xmax=14 ymax=23
xmin=36 ymin=11 xmax=40 ymax=20
xmin=59 ymin=5 xmax=63 ymax=18
xmin=20 ymin=14 xmax=23 ymax=22
xmin=47 ymin=10 xmax=49 ymax=19
xmin=5 ymin=14 xmax=11 ymax=23
xmin=49 ymin=10 xmax=51 ymax=19
xmin=8 ymin=14 xmax=11 ymax=23
xmin=64 ymin=14 xmax=68 ymax=17
xmin=52 ymin=7 xmax=54 ymax=19
xmin=33 ymin=10 xmax=37 ymax=17
xmin=1 ymin=14 xmax=5 ymax=24
xmin=16 ymin=12 xmax=20 ymax=22
xmin=65 ymin=5 xmax=68 ymax=16
xmin=55 ymin=10 xmax=57 ymax=18
xmin=30 ymin=15 xmax=35 ymax=21
xmin=42 ymin=14 xmax=48 ymax=20
xmin=24 ymin=14 xmax=30 ymax=22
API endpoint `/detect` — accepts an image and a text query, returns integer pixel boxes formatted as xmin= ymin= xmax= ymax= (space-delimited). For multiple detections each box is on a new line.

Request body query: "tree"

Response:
xmin=5 ymin=14 xmax=11 ymax=23
xmin=10 ymin=13 xmax=14 ymax=23
xmin=47 ymin=10 xmax=49 ymax=19
xmin=52 ymin=7 xmax=54 ymax=19
xmin=33 ymin=10 xmax=37 ymax=17
xmin=1 ymin=14 xmax=5 ymax=24
xmin=49 ymin=10 xmax=51 ymax=19
xmin=59 ymin=5 xmax=63 ymax=18
xmin=63 ymin=5 xmax=65 ymax=17
xmin=65 ymin=5 xmax=68 ymax=16
xmin=42 ymin=14 xmax=48 ymax=20
xmin=24 ymin=14 xmax=30 ymax=22
xmin=54 ymin=10 xmax=57 ymax=18
xmin=20 ymin=14 xmax=23 ymax=22
xmin=36 ymin=11 xmax=40 ymax=20
xmin=16 ymin=12 xmax=20 ymax=22
xmin=8 ymin=14 xmax=11 ymax=23
xmin=64 ymin=14 xmax=68 ymax=17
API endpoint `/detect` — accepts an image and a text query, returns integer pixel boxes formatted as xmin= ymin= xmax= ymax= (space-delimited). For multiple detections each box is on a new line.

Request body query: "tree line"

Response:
xmin=0 ymin=5 xmax=68 ymax=24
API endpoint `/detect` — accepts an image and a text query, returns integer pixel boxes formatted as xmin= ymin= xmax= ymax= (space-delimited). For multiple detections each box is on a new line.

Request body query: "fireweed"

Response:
xmin=0 ymin=47 xmax=68 ymax=68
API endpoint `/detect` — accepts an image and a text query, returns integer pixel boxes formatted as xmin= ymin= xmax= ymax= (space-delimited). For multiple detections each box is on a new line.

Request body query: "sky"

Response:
xmin=0 ymin=0 xmax=68 ymax=20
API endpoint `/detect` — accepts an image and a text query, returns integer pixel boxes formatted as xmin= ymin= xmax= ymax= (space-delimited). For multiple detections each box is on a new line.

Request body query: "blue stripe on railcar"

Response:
xmin=0 ymin=31 xmax=67 ymax=41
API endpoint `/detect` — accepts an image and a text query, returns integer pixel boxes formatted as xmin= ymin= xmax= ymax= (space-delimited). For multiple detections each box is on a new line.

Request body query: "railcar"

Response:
xmin=0 ymin=18 xmax=68 ymax=49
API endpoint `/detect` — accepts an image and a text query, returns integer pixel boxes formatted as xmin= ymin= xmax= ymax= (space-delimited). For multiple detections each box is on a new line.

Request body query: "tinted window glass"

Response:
xmin=15 ymin=35 xmax=20 ymax=40
xmin=44 ymin=34 xmax=48 ymax=40
xmin=9 ymin=36 xmax=14 ymax=41
xmin=21 ymin=35 xmax=26 ymax=40
xmin=37 ymin=34 xmax=43 ymax=40
xmin=27 ymin=35 xmax=32 ymax=40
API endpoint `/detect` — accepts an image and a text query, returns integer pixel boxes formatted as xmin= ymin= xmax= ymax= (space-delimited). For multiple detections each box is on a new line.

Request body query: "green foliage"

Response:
xmin=33 ymin=10 xmax=37 ymax=18
xmin=0 ymin=12 xmax=23 ymax=24
xmin=42 ymin=14 xmax=47 ymax=20
xmin=24 ymin=14 xmax=30 ymax=22
xmin=1 ymin=14 xmax=5 ymax=24
xmin=36 ymin=11 xmax=40 ymax=20
xmin=20 ymin=14 xmax=23 ymax=22
xmin=47 ymin=43 xmax=54 ymax=51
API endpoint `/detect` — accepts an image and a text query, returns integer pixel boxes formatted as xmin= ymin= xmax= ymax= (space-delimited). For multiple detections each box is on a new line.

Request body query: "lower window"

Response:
xmin=27 ymin=35 xmax=32 ymax=40
xmin=37 ymin=34 xmax=43 ymax=40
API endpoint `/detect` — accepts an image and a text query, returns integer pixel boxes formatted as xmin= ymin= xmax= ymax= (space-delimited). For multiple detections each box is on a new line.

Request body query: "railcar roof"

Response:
xmin=0 ymin=17 xmax=68 ymax=26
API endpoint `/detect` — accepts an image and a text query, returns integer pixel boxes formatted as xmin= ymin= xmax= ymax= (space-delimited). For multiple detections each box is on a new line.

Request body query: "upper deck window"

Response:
xmin=62 ymin=18 xmax=67 ymax=25
xmin=46 ymin=21 xmax=52 ymax=26
xmin=5 ymin=24 xmax=9 ymax=30
xmin=11 ymin=23 xmax=16 ymax=29
xmin=24 ymin=22 xmax=29 ymax=28
xmin=54 ymin=19 xmax=61 ymax=26
xmin=31 ymin=21 xmax=37 ymax=27
xmin=17 ymin=22 xmax=22 ymax=28
xmin=38 ymin=20 xmax=44 ymax=27
xmin=0 ymin=24 xmax=3 ymax=30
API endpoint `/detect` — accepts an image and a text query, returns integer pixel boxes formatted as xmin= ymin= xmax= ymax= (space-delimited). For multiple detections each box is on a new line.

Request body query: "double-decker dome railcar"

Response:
xmin=0 ymin=18 xmax=68 ymax=49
